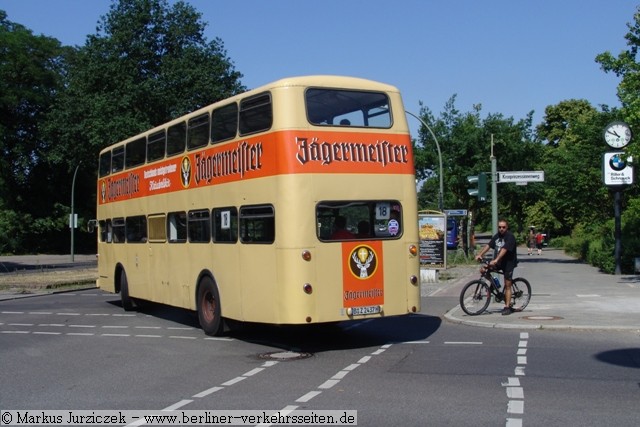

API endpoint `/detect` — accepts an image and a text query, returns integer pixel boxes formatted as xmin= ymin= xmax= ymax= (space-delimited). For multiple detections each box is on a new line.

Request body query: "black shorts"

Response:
xmin=499 ymin=259 xmax=517 ymax=280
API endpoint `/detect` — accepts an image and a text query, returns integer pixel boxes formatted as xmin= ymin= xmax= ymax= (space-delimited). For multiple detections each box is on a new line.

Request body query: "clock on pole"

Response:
xmin=603 ymin=121 xmax=632 ymax=149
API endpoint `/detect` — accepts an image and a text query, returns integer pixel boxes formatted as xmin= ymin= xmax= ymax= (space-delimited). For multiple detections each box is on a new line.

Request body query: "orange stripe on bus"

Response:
xmin=98 ymin=130 xmax=414 ymax=205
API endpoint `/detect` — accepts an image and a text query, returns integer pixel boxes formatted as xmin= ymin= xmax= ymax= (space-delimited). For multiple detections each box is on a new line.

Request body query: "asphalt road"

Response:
xmin=1 ymin=252 xmax=639 ymax=426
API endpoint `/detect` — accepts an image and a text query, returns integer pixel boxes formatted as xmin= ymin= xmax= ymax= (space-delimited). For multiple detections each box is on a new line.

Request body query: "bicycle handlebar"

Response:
xmin=479 ymin=260 xmax=503 ymax=274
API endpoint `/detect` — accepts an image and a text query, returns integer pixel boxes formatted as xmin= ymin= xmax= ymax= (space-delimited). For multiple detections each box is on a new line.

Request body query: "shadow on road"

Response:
xmin=594 ymin=348 xmax=640 ymax=369
xmin=106 ymin=298 xmax=440 ymax=353
xmin=229 ymin=314 xmax=441 ymax=353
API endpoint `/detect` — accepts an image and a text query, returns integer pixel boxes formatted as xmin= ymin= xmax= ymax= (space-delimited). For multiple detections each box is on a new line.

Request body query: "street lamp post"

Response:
xmin=70 ymin=164 xmax=80 ymax=262
xmin=405 ymin=111 xmax=444 ymax=211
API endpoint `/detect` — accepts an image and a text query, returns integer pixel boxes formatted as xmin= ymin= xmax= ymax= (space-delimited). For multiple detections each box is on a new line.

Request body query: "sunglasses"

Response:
xmin=498 ymin=226 xmax=507 ymax=229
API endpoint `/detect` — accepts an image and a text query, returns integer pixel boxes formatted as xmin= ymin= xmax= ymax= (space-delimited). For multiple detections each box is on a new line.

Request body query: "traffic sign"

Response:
xmin=498 ymin=171 xmax=544 ymax=183
xmin=444 ymin=209 xmax=467 ymax=216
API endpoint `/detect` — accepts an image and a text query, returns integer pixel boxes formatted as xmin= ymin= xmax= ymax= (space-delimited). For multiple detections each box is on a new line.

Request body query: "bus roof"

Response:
xmin=100 ymin=75 xmax=402 ymax=153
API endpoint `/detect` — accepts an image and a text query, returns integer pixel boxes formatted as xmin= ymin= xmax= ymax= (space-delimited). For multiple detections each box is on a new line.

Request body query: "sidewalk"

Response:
xmin=440 ymin=247 xmax=640 ymax=331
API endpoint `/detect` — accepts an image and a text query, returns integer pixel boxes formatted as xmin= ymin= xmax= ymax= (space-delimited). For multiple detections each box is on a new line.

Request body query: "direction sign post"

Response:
xmin=497 ymin=171 xmax=545 ymax=183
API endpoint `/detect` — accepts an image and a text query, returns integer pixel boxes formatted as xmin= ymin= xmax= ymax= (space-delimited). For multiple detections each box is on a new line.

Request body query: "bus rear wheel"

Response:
xmin=120 ymin=270 xmax=135 ymax=311
xmin=197 ymin=277 xmax=223 ymax=336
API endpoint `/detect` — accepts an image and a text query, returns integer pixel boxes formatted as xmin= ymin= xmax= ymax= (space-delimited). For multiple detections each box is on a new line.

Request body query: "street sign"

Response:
xmin=498 ymin=171 xmax=544 ymax=183
xmin=444 ymin=209 xmax=467 ymax=216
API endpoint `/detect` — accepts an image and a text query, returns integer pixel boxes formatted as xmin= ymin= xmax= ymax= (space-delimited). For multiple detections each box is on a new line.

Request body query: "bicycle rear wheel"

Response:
xmin=511 ymin=277 xmax=531 ymax=312
xmin=459 ymin=280 xmax=491 ymax=315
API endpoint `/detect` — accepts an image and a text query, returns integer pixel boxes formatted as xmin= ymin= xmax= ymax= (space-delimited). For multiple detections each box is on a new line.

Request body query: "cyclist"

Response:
xmin=475 ymin=219 xmax=518 ymax=315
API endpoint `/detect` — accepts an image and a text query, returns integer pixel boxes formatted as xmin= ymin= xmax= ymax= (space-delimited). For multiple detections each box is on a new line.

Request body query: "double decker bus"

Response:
xmin=96 ymin=75 xmax=420 ymax=335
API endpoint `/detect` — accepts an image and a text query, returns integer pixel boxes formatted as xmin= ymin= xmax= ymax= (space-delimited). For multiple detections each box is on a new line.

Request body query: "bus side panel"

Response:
xmin=125 ymin=244 xmax=150 ymax=299
xmin=97 ymin=241 xmax=115 ymax=293
xmin=209 ymin=244 xmax=242 ymax=320
xmin=235 ymin=245 xmax=278 ymax=323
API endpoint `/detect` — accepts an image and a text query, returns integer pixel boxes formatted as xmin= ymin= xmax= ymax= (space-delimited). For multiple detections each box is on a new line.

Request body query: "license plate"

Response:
xmin=351 ymin=305 xmax=381 ymax=315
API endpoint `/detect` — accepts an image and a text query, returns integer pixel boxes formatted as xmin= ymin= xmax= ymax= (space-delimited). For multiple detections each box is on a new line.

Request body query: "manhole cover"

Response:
xmin=521 ymin=315 xmax=564 ymax=321
xmin=258 ymin=351 xmax=313 ymax=361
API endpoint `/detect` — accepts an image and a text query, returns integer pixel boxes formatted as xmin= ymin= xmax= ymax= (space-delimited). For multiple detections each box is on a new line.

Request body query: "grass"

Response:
xmin=0 ymin=266 xmax=97 ymax=294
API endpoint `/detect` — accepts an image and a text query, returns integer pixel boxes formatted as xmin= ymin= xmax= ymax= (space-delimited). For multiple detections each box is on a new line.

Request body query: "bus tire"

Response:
xmin=120 ymin=269 xmax=135 ymax=311
xmin=197 ymin=276 xmax=223 ymax=336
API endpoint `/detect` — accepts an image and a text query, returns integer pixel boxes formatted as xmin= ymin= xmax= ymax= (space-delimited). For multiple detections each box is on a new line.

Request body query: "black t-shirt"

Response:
xmin=489 ymin=230 xmax=518 ymax=266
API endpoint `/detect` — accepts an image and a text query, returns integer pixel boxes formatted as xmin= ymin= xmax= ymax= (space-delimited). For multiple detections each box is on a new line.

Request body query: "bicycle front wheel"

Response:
xmin=511 ymin=277 xmax=532 ymax=312
xmin=459 ymin=280 xmax=491 ymax=316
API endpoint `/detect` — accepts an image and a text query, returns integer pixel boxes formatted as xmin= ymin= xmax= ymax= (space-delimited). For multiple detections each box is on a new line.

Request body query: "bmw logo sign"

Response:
xmin=609 ymin=153 xmax=627 ymax=171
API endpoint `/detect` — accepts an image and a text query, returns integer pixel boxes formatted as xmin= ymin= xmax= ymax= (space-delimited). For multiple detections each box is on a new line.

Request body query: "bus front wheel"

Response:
xmin=197 ymin=277 xmax=223 ymax=336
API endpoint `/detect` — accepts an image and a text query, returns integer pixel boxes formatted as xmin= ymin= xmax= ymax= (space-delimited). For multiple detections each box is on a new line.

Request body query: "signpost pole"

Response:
xmin=70 ymin=164 xmax=80 ymax=263
xmin=614 ymin=190 xmax=622 ymax=275
xmin=491 ymin=135 xmax=498 ymax=235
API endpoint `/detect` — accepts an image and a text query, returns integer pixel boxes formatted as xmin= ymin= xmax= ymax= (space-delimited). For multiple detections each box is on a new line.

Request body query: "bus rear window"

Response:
xmin=316 ymin=201 xmax=402 ymax=241
xmin=305 ymin=88 xmax=391 ymax=128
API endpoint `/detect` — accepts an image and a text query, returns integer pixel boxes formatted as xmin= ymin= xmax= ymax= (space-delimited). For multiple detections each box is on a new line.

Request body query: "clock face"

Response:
xmin=604 ymin=122 xmax=632 ymax=148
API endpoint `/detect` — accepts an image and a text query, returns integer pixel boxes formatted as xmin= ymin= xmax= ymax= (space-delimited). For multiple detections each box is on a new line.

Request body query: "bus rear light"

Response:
xmin=305 ymin=316 xmax=312 ymax=323
xmin=410 ymin=275 xmax=418 ymax=285
xmin=410 ymin=306 xmax=417 ymax=313
xmin=409 ymin=245 xmax=418 ymax=256
xmin=301 ymin=250 xmax=312 ymax=261
xmin=303 ymin=283 xmax=313 ymax=294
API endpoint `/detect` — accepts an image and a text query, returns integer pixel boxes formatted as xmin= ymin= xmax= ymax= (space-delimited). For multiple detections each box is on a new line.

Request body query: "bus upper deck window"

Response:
xmin=239 ymin=93 xmax=272 ymax=135
xmin=211 ymin=103 xmax=238 ymax=143
xmin=99 ymin=151 xmax=112 ymax=177
xmin=111 ymin=146 xmax=125 ymax=173
xmin=147 ymin=130 xmax=166 ymax=162
xmin=167 ymin=122 xmax=186 ymax=156
xmin=125 ymin=137 xmax=146 ymax=169
xmin=305 ymin=88 xmax=391 ymax=128
xmin=188 ymin=113 xmax=210 ymax=150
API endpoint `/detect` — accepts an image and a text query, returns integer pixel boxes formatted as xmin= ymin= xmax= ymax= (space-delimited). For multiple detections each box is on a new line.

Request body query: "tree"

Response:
xmin=414 ymin=96 xmax=541 ymax=234
xmin=535 ymin=100 xmax=616 ymax=235
xmin=0 ymin=11 xmax=69 ymax=253
xmin=596 ymin=5 xmax=640 ymax=158
xmin=42 ymin=0 xmax=245 ymax=252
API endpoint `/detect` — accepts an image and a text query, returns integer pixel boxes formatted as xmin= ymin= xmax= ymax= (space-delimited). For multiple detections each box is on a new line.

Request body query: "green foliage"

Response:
xmin=0 ymin=208 xmax=26 ymax=254
xmin=596 ymin=6 xmax=640 ymax=159
xmin=0 ymin=1 xmax=246 ymax=254
xmin=0 ymin=11 xmax=74 ymax=254
xmin=45 ymin=0 xmax=245 ymax=171
xmin=523 ymin=200 xmax=561 ymax=235
xmin=536 ymin=100 xmax=617 ymax=235
xmin=414 ymin=97 xmax=542 ymax=233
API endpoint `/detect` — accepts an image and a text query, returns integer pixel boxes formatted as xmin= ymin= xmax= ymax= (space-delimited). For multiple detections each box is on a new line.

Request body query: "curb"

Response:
xmin=443 ymin=306 xmax=640 ymax=332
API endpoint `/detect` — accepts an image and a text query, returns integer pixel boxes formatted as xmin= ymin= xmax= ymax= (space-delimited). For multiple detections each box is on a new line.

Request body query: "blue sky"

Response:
xmin=1 ymin=0 xmax=638 ymax=134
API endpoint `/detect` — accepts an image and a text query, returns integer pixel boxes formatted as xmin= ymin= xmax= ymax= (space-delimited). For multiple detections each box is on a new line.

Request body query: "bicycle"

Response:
xmin=459 ymin=262 xmax=532 ymax=316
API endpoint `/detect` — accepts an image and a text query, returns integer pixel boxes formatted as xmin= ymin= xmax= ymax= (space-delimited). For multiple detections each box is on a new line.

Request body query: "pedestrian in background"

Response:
xmin=527 ymin=227 xmax=536 ymax=256
xmin=536 ymin=231 xmax=544 ymax=255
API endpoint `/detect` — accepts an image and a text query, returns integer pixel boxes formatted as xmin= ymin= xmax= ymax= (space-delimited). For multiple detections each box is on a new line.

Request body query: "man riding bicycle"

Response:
xmin=475 ymin=219 xmax=518 ymax=315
